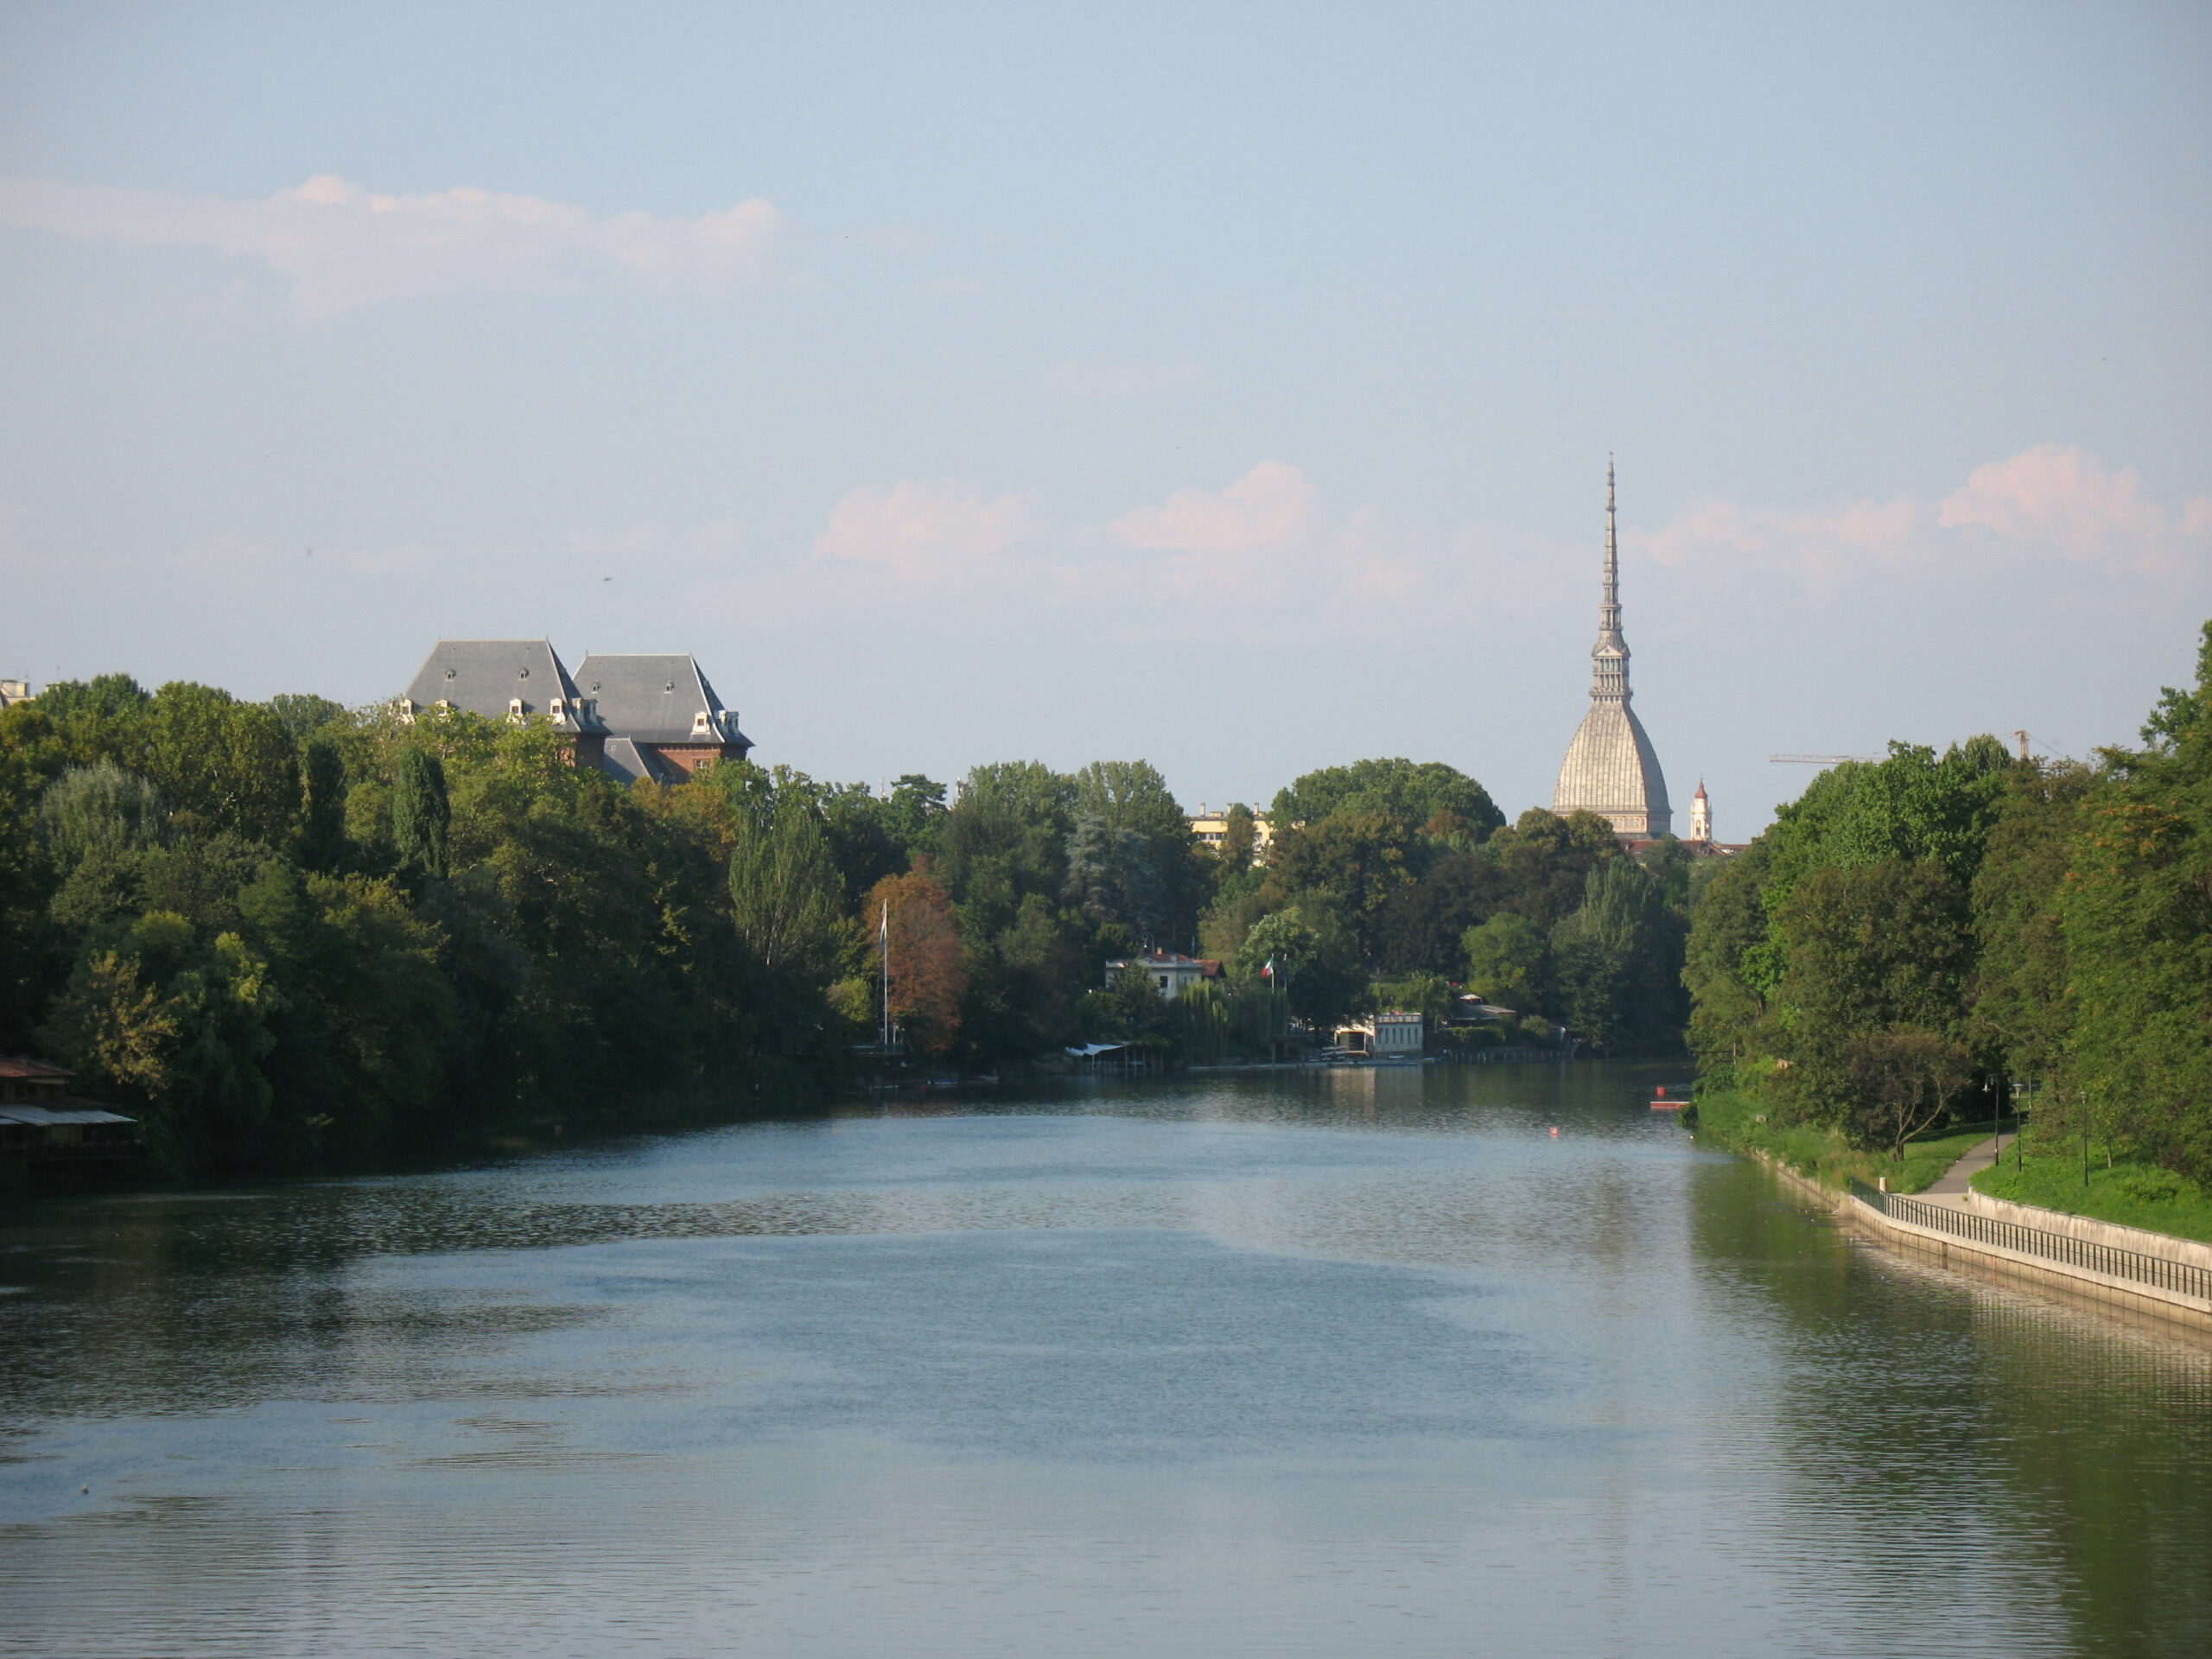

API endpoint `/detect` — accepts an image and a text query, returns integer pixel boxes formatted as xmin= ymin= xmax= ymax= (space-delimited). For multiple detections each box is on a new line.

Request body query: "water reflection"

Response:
xmin=3 ymin=1064 xmax=2209 ymax=1657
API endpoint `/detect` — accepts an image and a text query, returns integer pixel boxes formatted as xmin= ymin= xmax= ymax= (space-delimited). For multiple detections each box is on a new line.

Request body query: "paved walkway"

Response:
xmin=1923 ymin=1135 xmax=2003 ymax=1197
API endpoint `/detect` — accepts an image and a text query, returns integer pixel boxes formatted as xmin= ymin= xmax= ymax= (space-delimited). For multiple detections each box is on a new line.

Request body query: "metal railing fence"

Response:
xmin=1848 ymin=1180 xmax=2212 ymax=1302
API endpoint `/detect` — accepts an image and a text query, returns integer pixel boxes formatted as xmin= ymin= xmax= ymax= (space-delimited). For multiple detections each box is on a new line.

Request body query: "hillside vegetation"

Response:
xmin=1685 ymin=620 xmax=2212 ymax=1218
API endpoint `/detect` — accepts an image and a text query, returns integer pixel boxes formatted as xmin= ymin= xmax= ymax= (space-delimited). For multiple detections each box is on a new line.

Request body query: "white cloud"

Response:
xmin=810 ymin=480 xmax=1046 ymax=587
xmin=0 ymin=175 xmax=782 ymax=319
xmin=1636 ymin=445 xmax=2209 ymax=594
xmin=1936 ymin=444 xmax=2196 ymax=573
xmin=1109 ymin=459 xmax=1317 ymax=555
xmin=1046 ymin=362 xmax=1203 ymax=398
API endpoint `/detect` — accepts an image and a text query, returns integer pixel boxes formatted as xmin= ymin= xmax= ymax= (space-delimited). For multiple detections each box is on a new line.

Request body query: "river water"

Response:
xmin=3 ymin=1062 xmax=2209 ymax=1658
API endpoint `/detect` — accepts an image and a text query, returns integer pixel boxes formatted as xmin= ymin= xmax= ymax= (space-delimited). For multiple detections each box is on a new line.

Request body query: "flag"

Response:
xmin=1261 ymin=957 xmax=1276 ymax=981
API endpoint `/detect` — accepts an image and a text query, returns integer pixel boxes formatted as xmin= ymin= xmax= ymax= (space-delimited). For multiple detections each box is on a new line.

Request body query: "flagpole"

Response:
xmin=880 ymin=899 xmax=891 ymax=1052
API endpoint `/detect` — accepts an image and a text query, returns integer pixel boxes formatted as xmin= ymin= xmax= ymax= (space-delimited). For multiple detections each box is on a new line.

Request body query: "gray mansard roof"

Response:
xmin=573 ymin=654 xmax=751 ymax=750
xmin=598 ymin=737 xmax=683 ymax=786
xmin=402 ymin=640 xmax=604 ymax=734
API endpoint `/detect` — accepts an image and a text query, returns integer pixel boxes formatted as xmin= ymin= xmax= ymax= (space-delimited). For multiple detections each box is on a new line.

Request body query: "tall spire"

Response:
xmin=1602 ymin=454 xmax=1620 ymax=636
xmin=1554 ymin=456 xmax=1671 ymax=836
xmin=1589 ymin=455 xmax=1629 ymax=702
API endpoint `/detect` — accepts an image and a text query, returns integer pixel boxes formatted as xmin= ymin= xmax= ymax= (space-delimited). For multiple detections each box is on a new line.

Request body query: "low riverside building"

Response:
xmin=0 ymin=678 xmax=33 ymax=709
xmin=1107 ymin=950 xmax=1223 ymax=1000
xmin=400 ymin=640 xmax=752 ymax=784
xmin=0 ymin=1058 xmax=139 ymax=1173
xmin=1332 ymin=1012 xmax=1427 ymax=1058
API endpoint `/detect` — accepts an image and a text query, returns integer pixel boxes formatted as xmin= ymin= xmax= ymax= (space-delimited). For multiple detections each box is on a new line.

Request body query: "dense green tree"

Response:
xmin=1462 ymin=912 xmax=1548 ymax=1012
xmin=883 ymin=773 xmax=950 ymax=861
xmin=1548 ymin=856 xmax=1684 ymax=1052
xmin=2061 ymin=622 xmax=2212 ymax=1180
xmin=1770 ymin=858 xmax=1974 ymax=1136
xmin=1066 ymin=760 xmax=1197 ymax=945
xmin=938 ymin=761 xmax=1076 ymax=939
xmin=1262 ymin=810 xmax=1416 ymax=962
xmin=1212 ymin=803 xmax=1259 ymax=876
xmin=1484 ymin=809 xmax=1624 ymax=927
xmin=1272 ymin=758 xmax=1504 ymax=840
xmin=1968 ymin=761 xmax=2090 ymax=1089
xmin=391 ymin=748 xmax=452 ymax=879
xmin=138 ymin=683 xmax=302 ymax=846
xmin=728 ymin=793 xmax=850 ymax=988
xmin=1681 ymin=841 xmax=1772 ymax=1077
xmin=39 ymin=764 xmax=163 ymax=868
xmin=296 ymin=740 xmax=350 ymax=874
xmin=1370 ymin=847 xmax=1509 ymax=975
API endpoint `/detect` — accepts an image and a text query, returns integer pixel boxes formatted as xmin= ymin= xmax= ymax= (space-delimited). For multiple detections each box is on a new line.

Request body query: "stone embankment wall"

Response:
xmin=1962 ymin=1189 xmax=2212 ymax=1273
xmin=1745 ymin=1149 xmax=2212 ymax=1334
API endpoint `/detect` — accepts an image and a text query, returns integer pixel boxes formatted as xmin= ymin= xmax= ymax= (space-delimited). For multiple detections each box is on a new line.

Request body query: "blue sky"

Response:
xmin=3 ymin=2 xmax=2208 ymax=834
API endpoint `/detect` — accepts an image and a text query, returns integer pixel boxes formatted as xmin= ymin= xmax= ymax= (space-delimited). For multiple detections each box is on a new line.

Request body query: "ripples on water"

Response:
xmin=3 ymin=1065 xmax=2209 ymax=1657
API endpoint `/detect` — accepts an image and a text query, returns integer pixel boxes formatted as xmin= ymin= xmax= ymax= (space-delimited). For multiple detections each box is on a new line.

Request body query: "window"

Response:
xmin=508 ymin=698 xmax=526 ymax=719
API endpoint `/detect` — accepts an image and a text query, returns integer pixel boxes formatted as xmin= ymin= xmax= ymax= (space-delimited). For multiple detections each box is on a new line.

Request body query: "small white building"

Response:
xmin=1106 ymin=950 xmax=1221 ymax=1000
xmin=1333 ymin=1011 xmax=1426 ymax=1057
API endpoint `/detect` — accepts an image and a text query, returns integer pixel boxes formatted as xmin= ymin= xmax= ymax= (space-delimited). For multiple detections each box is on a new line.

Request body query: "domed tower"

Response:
xmin=1689 ymin=780 xmax=1710 ymax=843
xmin=1552 ymin=461 xmax=1671 ymax=836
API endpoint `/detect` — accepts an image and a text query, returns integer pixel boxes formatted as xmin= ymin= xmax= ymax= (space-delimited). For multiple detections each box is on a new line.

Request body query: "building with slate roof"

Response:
xmin=573 ymin=654 xmax=751 ymax=779
xmin=400 ymin=639 xmax=609 ymax=768
xmin=1552 ymin=464 xmax=1672 ymax=838
xmin=398 ymin=640 xmax=750 ymax=784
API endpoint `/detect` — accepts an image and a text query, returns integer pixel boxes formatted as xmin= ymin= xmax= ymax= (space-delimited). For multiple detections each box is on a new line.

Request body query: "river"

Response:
xmin=3 ymin=1061 xmax=2209 ymax=1657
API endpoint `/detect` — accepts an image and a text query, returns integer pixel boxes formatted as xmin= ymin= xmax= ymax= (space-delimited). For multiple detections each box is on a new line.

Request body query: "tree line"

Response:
xmin=0 ymin=677 xmax=1713 ymax=1177
xmin=1684 ymin=620 xmax=2212 ymax=1183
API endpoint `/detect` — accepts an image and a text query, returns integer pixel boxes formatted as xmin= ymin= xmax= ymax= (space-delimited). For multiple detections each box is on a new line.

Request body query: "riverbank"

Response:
xmin=1690 ymin=1086 xmax=2016 ymax=1195
xmin=1973 ymin=1144 xmax=2212 ymax=1245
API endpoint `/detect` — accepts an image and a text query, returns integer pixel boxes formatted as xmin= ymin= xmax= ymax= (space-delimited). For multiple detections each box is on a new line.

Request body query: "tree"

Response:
xmin=1682 ymin=842 xmax=1772 ymax=1077
xmin=1462 ymin=912 xmax=1548 ymax=1011
xmin=1272 ymin=759 xmax=1504 ymax=840
xmin=297 ymin=740 xmax=350 ymax=874
xmin=883 ymin=774 xmax=949 ymax=861
xmin=2061 ymin=620 xmax=2212 ymax=1181
xmin=1968 ymin=760 xmax=2089 ymax=1089
xmin=391 ymin=748 xmax=451 ymax=879
xmin=1067 ymin=760 xmax=1197 ymax=944
xmin=1484 ymin=809 xmax=1623 ymax=927
xmin=1065 ymin=809 xmax=1168 ymax=941
xmin=938 ymin=761 xmax=1077 ymax=938
xmin=1262 ymin=810 xmax=1417 ymax=962
xmin=867 ymin=867 xmax=969 ymax=1055
xmin=1548 ymin=856 xmax=1684 ymax=1052
xmin=40 ymin=764 xmax=164 ymax=868
xmin=1214 ymin=803 xmax=1259 ymax=876
xmin=1842 ymin=1027 xmax=1974 ymax=1159
xmin=1233 ymin=903 xmax=1363 ymax=1027
xmin=728 ymin=793 xmax=849 ymax=987
xmin=1772 ymin=858 xmax=1974 ymax=1132
xmin=139 ymin=682 xmax=302 ymax=846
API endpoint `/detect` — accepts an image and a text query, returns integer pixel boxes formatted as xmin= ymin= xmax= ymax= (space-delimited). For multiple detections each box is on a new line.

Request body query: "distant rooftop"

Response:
xmin=573 ymin=654 xmax=751 ymax=750
xmin=401 ymin=640 xmax=603 ymax=734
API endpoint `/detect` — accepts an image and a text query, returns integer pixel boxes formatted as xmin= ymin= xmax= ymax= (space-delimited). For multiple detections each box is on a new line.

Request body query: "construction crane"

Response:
xmin=1770 ymin=753 xmax=1880 ymax=765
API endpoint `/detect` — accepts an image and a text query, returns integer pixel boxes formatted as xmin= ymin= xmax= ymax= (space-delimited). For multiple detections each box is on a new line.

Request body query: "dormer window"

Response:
xmin=508 ymin=698 xmax=526 ymax=720
xmin=550 ymin=698 xmax=567 ymax=719
xmin=692 ymin=711 xmax=712 ymax=735
xmin=397 ymin=697 xmax=417 ymax=721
